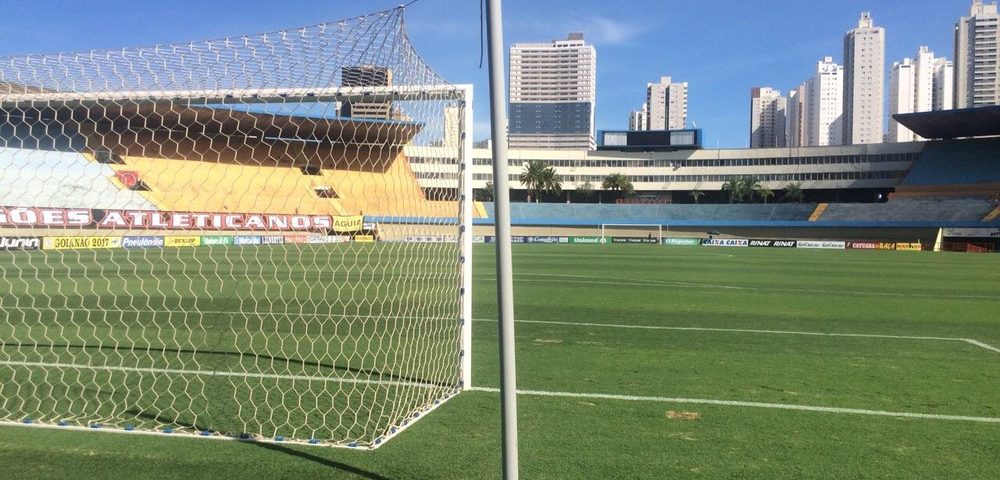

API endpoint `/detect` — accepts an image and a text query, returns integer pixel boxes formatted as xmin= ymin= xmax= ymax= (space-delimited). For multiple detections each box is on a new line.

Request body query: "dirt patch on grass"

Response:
xmin=666 ymin=410 xmax=701 ymax=421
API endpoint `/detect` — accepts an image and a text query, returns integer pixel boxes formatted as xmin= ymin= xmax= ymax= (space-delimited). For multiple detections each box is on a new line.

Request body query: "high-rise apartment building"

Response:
xmin=933 ymin=58 xmax=955 ymax=111
xmin=645 ymin=76 xmax=688 ymax=130
xmin=913 ymin=46 xmax=936 ymax=113
xmin=787 ymin=85 xmax=806 ymax=147
xmin=843 ymin=12 xmax=885 ymax=145
xmin=888 ymin=47 xmax=955 ymax=142
xmin=889 ymin=59 xmax=917 ymax=142
xmin=749 ymin=87 xmax=787 ymax=148
xmin=508 ymin=33 xmax=597 ymax=149
xmin=629 ymin=103 xmax=648 ymax=131
xmin=804 ymin=57 xmax=844 ymax=147
xmin=955 ymin=1 xmax=1000 ymax=108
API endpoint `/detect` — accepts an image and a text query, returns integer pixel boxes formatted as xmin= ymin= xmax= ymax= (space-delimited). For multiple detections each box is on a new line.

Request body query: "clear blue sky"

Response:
xmin=0 ymin=0 xmax=974 ymax=147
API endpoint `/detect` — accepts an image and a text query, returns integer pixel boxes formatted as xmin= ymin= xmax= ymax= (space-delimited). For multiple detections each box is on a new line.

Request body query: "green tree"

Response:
xmin=782 ymin=182 xmax=805 ymax=203
xmin=757 ymin=185 xmax=774 ymax=204
xmin=689 ymin=189 xmax=705 ymax=204
xmin=520 ymin=160 xmax=547 ymax=202
xmin=602 ymin=173 xmax=634 ymax=200
xmin=474 ymin=181 xmax=494 ymax=202
xmin=577 ymin=181 xmax=595 ymax=201
xmin=519 ymin=160 xmax=562 ymax=202
xmin=722 ymin=178 xmax=746 ymax=203
xmin=744 ymin=177 xmax=761 ymax=203
xmin=539 ymin=166 xmax=563 ymax=200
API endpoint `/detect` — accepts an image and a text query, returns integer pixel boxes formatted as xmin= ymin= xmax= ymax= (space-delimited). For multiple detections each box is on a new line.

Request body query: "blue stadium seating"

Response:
xmin=820 ymin=198 xmax=996 ymax=223
xmin=0 ymin=148 xmax=157 ymax=210
xmin=481 ymin=202 xmax=817 ymax=225
xmin=900 ymin=138 xmax=1000 ymax=186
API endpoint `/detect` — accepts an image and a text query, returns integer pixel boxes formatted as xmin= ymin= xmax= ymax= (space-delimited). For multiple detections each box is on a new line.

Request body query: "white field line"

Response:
xmin=5 ymin=305 xmax=998 ymax=354
xmin=468 ymin=387 xmax=1000 ymax=424
xmin=963 ymin=339 xmax=1000 ymax=353
xmin=494 ymin=272 xmax=1000 ymax=301
xmin=0 ymin=360 xmax=444 ymax=390
xmin=471 ymin=318 xmax=1000 ymax=354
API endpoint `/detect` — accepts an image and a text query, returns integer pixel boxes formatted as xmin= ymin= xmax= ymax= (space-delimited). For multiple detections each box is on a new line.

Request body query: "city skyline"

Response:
xmin=0 ymin=0 xmax=983 ymax=148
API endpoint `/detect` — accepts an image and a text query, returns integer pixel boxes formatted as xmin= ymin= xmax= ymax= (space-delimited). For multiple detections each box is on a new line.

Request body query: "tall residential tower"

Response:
xmin=955 ymin=1 xmax=1000 ymax=108
xmin=508 ymin=33 xmax=597 ymax=149
xmin=843 ymin=12 xmax=885 ymax=145
xmin=889 ymin=47 xmax=954 ymax=143
xmin=749 ymin=87 xmax=787 ymax=148
xmin=645 ymin=76 xmax=688 ymax=130
xmin=805 ymin=57 xmax=844 ymax=147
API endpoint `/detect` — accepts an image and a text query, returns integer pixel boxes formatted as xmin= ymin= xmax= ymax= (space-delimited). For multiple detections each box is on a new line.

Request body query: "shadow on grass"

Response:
xmin=124 ymin=409 xmax=391 ymax=480
xmin=246 ymin=441 xmax=392 ymax=480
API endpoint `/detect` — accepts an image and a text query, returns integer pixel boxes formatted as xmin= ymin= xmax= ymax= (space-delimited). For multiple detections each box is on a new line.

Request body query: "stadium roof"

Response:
xmin=893 ymin=105 xmax=1000 ymax=139
xmin=0 ymin=102 xmax=421 ymax=145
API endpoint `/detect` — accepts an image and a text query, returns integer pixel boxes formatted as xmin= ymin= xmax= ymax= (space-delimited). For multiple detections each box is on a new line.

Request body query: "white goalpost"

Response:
xmin=599 ymin=224 xmax=664 ymax=243
xmin=0 ymin=6 xmax=472 ymax=449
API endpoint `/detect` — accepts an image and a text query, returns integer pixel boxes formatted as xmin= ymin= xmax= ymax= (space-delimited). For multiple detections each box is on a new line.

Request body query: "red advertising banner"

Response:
xmin=0 ymin=206 xmax=336 ymax=231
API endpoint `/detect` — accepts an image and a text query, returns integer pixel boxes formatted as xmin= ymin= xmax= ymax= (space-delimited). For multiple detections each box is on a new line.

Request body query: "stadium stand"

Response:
xmin=0 ymin=147 xmax=157 ymax=210
xmin=481 ymin=202 xmax=818 ymax=225
xmin=109 ymin=151 xmax=451 ymax=218
xmin=898 ymin=138 xmax=1000 ymax=187
xmin=105 ymin=155 xmax=346 ymax=215
xmin=819 ymin=198 xmax=999 ymax=223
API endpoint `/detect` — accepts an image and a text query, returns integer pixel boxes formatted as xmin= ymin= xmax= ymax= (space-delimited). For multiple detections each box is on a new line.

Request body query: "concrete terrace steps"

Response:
xmin=819 ymin=198 xmax=997 ymax=223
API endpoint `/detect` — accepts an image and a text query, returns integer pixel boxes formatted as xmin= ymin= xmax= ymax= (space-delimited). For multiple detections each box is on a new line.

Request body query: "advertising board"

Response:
xmin=797 ymin=240 xmax=846 ymax=250
xmin=0 ymin=236 xmax=42 ymax=251
xmin=702 ymin=238 xmax=749 ymax=247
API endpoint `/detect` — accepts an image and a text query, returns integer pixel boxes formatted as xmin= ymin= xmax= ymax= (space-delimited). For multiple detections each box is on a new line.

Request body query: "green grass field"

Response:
xmin=2 ymin=244 xmax=999 ymax=479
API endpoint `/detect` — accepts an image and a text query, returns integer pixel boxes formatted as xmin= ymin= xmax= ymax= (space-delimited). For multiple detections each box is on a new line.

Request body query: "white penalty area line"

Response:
xmin=471 ymin=318 xmax=1000 ymax=354
xmin=468 ymin=387 xmax=1000 ymax=424
xmin=501 ymin=273 xmax=1000 ymax=301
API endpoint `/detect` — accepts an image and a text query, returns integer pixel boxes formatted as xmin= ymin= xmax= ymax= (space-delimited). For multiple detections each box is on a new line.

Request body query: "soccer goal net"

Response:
xmin=599 ymin=224 xmax=663 ymax=244
xmin=0 ymin=6 xmax=472 ymax=448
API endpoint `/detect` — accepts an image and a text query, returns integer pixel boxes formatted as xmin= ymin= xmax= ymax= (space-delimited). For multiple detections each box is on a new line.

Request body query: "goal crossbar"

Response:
xmin=0 ymin=85 xmax=468 ymax=109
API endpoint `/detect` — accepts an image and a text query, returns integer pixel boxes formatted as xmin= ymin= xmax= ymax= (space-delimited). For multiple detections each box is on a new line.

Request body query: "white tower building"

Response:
xmin=804 ymin=57 xmax=844 ymax=147
xmin=889 ymin=59 xmax=917 ymax=143
xmin=888 ymin=47 xmax=955 ymax=143
xmin=843 ymin=12 xmax=886 ymax=145
xmin=629 ymin=103 xmax=648 ymax=131
xmin=955 ymin=1 xmax=1000 ymax=108
xmin=508 ymin=33 xmax=597 ymax=149
xmin=787 ymin=85 xmax=806 ymax=148
xmin=646 ymin=76 xmax=688 ymax=130
xmin=750 ymin=87 xmax=787 ymax=148
xmin=933 ymin=58 xmax=954 ymax=111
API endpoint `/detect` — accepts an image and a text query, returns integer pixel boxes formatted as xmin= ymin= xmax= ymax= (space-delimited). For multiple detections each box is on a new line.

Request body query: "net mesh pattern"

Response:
xmin=0 ymin=6 xmax=468 ymax=448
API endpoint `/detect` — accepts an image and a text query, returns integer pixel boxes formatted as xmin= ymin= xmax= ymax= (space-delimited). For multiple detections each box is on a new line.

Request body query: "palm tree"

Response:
xmin=474 ymin=181 xmax=494 ymax=202
xmin=539 ymin=166 xmax=563 ymax=200
xmin=744 ymin=177 xmax=762 ymax=203
xmin=721 ymin=178 xmax=744 ymax=204
xmin=577 ymin=181 xmax=595 ymax=201
xmin=689 ymin=189 xmax=705 ymax=204
xmin=782 ymin=182 xmax=805 ymax=203
xmin=520 ymin=160 xmax=547 ymax=202
xmin=602 ymin=173 xmax=634 ymax=201
xmin=757 ymin=185 xmax=774 ymax=204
